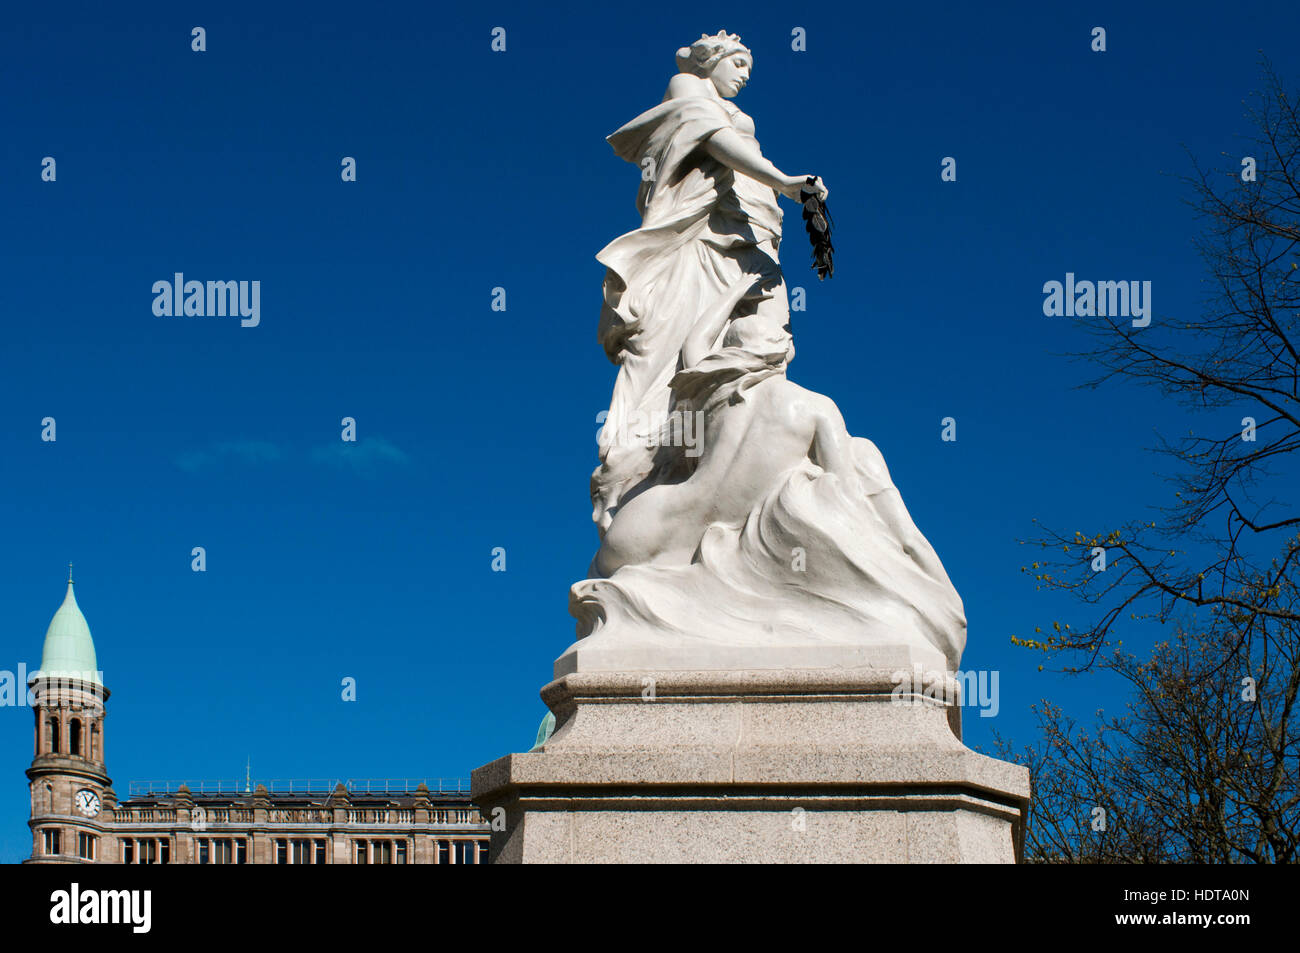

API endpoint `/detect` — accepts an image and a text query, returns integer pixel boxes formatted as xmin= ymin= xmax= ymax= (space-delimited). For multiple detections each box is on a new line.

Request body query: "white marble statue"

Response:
xmin=562 ymin=31 xmax=966 ymax=675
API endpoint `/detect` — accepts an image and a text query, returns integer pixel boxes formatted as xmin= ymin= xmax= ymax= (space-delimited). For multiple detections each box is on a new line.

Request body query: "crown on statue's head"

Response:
xmin=700 ymin=30 xmax=743 ymax=47
xmin=676 ymin=30 xmax=751 ymax=76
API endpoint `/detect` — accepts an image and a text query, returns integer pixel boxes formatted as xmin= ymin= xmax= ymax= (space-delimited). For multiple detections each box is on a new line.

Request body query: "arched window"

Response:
xmin=70 ymin=719 xmax=82 ymax=756
xmin=47 ymin=718 xmax=60 ymax=754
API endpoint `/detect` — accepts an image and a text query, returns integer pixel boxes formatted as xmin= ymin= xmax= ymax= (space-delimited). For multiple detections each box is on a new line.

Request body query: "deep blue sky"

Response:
xmin=2 ymin=1 xmax=1296 ymax=862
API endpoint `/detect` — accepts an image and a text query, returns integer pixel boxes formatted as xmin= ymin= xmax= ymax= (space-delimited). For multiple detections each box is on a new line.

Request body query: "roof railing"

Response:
xmin=126 ymin=778 xmax=472 ymax=797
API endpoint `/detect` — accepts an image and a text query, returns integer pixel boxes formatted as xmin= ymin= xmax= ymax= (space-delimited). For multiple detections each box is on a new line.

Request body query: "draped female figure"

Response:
xmin=569 ymin=33 xmax=967 ymax=675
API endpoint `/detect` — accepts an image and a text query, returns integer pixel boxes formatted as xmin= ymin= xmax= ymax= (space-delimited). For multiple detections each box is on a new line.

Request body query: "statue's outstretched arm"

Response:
xmin=705 ymin=129 xmax=807 ymax=201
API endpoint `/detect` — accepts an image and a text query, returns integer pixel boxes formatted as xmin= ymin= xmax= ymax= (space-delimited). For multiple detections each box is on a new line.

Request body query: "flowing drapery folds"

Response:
xmin=572 ymin=92 xmax=967 ymax=675
xmin=593 ymin=96 xmax=787 ymax=531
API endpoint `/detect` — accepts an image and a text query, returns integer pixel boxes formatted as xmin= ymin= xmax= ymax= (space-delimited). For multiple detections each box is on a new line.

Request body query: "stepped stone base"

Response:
xmin=471 ymin=669 xmax=1030 ymax=864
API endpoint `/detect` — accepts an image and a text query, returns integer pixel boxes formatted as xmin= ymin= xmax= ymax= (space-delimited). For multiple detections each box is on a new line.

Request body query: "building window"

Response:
xmin=78 ymin=833 xmax=96 ymax=861
xmin=314 ymin=840 xmax=327 ymax=865
xmin=395 ymin=840 xmax=407 ymax=865
xmin=372 ymin=840 xmax=392 ymax=864
xmin=197 ymin=838 xmax=237 ymax=864
xmin=126 ymin=839 xmax=168 ymax=865
xmin=354 ymin=840 xmax=368 ymax=865
xmin=90 ymin=724 xmax=99 ymax=760
xmin=453 ymin=840 xmax=473 ymax=865
xmin=236 ymin=840 xmax=248 ymax=865
xmin=436 ymin=840 xmax=450 ymax=865
xmin=477 ymin=840 xmax=490 ymax=864
xmin=70 ymin=719 xmax=81 ymax=756
xmin=42 ymin=828 xmax=61 ymax=855
xmin=47 ymin=718 xmax=60 ymax=754
xmin=291 ymin=839 xmax=311 ymax=864
xmin=275 ymin=839 xmax=288 ymax=865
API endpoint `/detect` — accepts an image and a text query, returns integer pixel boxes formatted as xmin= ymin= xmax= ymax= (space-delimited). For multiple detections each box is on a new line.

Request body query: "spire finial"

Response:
xmin=245 ymin=757 xmax=252 ymax=794
xmin=68 ymin=562 xmax=74 ymax=584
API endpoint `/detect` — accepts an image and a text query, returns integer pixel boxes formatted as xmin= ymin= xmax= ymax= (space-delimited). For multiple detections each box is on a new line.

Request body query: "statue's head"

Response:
xmin=724 ymin=311 xmax=794 ymax=368
xmin=676 ymin=31 xmax=752 ymax=99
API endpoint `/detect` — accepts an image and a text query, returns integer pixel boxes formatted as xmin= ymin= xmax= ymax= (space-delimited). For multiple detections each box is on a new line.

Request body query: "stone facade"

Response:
xmin=41 ymin=781 xmax=492 ymax=865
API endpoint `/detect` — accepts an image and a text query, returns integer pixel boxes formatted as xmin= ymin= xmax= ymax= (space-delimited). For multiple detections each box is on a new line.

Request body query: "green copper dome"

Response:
xmin=38 ymin=579 xmax=101 ymax=685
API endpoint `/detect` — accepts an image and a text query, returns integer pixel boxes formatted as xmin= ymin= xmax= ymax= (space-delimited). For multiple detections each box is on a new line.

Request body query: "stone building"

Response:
xmin=24 ymin=575 xmax=490 ymax=864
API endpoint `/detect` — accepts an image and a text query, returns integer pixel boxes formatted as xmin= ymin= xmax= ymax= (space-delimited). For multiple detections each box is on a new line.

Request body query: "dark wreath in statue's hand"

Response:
xmin=800 ymin=176 xmax=834 ymax=281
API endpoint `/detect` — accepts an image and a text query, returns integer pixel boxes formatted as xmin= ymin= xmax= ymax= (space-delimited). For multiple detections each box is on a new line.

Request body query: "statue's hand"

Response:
xmin=780 ymin=175 xmax=829 ymax=203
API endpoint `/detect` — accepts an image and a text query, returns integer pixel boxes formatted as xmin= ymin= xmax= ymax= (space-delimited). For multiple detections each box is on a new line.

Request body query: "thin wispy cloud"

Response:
xmin=309 ymin=437 xmax=410 ymax=472
xmin=175 ymin=440 xmax=285 ymax=472
xmin=176 ymin=437 xmax=410 ymax=474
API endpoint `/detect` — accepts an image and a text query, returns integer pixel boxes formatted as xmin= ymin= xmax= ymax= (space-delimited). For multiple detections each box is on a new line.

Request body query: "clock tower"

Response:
xmin=25 ymin=568 xmax=113 ymax=864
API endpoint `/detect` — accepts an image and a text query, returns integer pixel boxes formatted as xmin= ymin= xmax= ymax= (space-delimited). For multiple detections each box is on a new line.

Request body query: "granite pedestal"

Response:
xmin=472 ymin=669 xmax=1029 ymax=863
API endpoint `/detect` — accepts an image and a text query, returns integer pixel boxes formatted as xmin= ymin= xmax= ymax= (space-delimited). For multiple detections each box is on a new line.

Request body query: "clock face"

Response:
xmin=75 ymin=789 xmax=100 ymax=817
